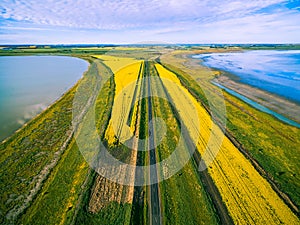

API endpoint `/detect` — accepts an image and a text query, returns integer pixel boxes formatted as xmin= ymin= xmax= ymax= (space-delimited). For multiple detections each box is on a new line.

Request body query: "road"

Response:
xmin=146 ymin=62 xmax=162 ymax=225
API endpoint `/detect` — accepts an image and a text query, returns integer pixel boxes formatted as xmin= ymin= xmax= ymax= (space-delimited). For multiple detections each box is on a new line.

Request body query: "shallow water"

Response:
xmin=193 ymin=50 xmax=300 ymax=103
xmin=0 ymin=56 xmax=89 ymax=141
xmin=212 ymin=82 xmax=300 ymax=128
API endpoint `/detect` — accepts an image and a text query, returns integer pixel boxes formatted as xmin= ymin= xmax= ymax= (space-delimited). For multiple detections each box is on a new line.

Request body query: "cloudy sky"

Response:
xmin=1 ymin=0 xmax=300 ymax=44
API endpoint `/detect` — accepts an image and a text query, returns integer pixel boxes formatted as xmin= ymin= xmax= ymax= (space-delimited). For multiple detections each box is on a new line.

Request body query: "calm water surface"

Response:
xmin=0 ymin=56 xmax=89 ymax=141
xmin=193 ymin=50 xmax=300 ymax=103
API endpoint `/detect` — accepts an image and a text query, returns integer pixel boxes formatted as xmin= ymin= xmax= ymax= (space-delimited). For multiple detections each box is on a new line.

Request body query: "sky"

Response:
xmin=0 ymin=0 xmax=300 ymax=44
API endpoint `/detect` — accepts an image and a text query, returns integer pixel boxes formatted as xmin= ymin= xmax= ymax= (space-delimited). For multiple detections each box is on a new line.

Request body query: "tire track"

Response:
xmin=146 ymin=61 xmax=163 ymax=225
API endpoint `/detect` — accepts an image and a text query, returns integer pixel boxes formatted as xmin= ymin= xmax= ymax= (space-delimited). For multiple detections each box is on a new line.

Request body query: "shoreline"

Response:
xmin=1 ymin=56 xmax=90 ymax=145
xmin=161 ymin=51 xmax=300 ymax=217
xmin=190 ymin=53 xmax=300 ymax=126
xmin=212 ymin=81 xmax=300 ymax=128
xmin=213 ymin=72 xmax=300 ymax=124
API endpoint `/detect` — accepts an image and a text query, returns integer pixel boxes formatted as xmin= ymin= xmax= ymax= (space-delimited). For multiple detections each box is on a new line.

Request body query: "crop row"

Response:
xmin=149 ymin=62 xmax=219 ymax=224
xmin=159 ymin=51 xmax=300 ymax=210
xmin=76 ymin=55 xmax=144 ymax=224
xmin=155 ymin=63 xmax=299 ymax=224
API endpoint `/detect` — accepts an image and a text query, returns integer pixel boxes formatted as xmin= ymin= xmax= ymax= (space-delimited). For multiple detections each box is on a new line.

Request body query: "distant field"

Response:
xmin=0 ymin=46 xmax=299 ymax=224
xmin=155 ymin=63 xmax=299 ymax=224
xmin=160 ymin=50 xmax=300 ymax=210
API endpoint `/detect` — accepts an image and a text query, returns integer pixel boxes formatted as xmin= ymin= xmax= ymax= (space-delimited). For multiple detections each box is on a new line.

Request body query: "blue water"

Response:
xmin=0 ymin=56 xmax=89 ymax=141
xmin=193 ymin=50 xmax=300 ymax=103
xmin=212 ymin=82 xmax=300 ymax=128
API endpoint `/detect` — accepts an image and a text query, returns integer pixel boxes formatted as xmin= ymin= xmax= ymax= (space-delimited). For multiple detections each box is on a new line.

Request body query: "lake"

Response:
xmin=193 ymin=50 xmax=300 ymax=103
xmin=0 ymin=56 xmax=89 ymax=141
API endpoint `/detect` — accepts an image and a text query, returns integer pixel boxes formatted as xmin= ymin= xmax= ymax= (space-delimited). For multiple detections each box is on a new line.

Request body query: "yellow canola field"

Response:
xmin=99 ymin=55 xmax=142 ymax=146
xmin=155 ymin=63 xmax=299 ymax=224
xmin=92 ymin=55 xmax=138 ymax=74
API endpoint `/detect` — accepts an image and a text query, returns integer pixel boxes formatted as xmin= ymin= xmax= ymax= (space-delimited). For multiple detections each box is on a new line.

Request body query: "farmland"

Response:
xmin=159 ymin=50 xmax=300 ymax=211
xmin=0 ymin=56 xmax=107 ymax=224
xmin=155 ymin=63 xmax=299 ymax=224
xmin=148 ymin=61 xmax=219 ymax=224
xmin=0 ymin=46 xmax=299 ymax=224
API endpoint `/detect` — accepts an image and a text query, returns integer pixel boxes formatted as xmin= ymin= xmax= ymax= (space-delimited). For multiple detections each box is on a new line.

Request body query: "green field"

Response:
xmin=160 ymin=51 xmax=300 ymax=210
xmin=0 ymin=46 xmax=299 ymax=224
xmin=148 ymin=62 xmax=219 ymax=224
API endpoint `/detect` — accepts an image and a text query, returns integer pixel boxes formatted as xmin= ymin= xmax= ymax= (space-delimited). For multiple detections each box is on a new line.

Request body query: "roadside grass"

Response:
xmin=154 ymin=97 xmax=218 ymax=225
xmin=132 ymin=61 xmax=149 ymax=225
xmin=150 ymin=62 xmax=219 ymax=225
xmin=160 ymin=52 xmax=300 ymax=209
xmin=130 ymin=96 xmax=149 ymax=225
xmin=155 ymin=60 xmax=300 ymax=224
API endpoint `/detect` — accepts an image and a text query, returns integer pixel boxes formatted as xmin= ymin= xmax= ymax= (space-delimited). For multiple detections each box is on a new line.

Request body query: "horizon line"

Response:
xmin=1 ymin=43 xmax=300 ymax=46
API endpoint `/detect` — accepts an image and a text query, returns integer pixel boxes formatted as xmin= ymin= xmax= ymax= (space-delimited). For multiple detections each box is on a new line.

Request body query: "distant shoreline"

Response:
xmin=213 ymin=72 xmax=300 ymax=123
xmin=190 ymin=50 xmax=300 ymax=127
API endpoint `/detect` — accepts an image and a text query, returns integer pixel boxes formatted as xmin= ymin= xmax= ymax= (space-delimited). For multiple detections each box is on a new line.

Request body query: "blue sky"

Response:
xmin=1 ymin=0 xmax=300 ymax=44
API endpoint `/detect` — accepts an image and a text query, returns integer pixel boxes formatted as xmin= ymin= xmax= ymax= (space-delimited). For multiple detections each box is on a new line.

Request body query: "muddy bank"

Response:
xmin=214 ymin=73 xmax=300 ymax=124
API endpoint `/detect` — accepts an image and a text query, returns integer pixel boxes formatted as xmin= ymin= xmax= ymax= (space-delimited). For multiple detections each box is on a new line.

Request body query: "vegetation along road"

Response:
xmin=145 ymin=61 xmax=163 ymax=225
xmin=0 ymin=46 xmax=299 ymax=225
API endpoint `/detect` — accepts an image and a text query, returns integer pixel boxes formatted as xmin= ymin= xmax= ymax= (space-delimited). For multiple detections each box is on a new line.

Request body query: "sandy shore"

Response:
xmin=179 ymin=50 xmax=300 ymax=125
xmin=214 ymin=72 xmax=300 ymax=123
xmin=176 ymin=49 xmax=300 ymax=123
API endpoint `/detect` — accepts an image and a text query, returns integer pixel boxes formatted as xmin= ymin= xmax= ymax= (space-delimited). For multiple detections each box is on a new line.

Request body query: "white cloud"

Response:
xmin=0 ymin=0 xmax=288 ymax=29
xmin=0 ymin=0 xmax=299 ymax=43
